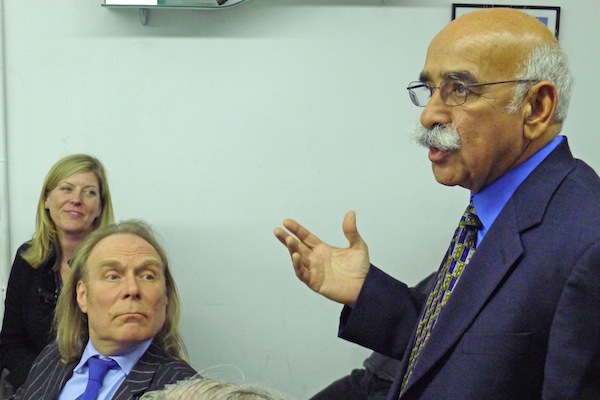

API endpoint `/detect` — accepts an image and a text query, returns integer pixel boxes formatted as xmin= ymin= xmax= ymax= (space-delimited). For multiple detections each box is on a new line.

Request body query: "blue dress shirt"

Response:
xmin=58 ymin=338 xmax=152 ymax=400
xmin=472 ymin=135 xmax=564 ymax=246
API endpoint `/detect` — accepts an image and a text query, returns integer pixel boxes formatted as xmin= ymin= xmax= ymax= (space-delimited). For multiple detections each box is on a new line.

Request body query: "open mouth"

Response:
xmin=428 ymin=147 xmax=452 ymax=162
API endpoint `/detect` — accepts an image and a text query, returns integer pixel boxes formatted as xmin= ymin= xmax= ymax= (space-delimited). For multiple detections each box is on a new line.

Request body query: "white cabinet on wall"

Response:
xmin=102 ymin=0 xmax=250 ymax=25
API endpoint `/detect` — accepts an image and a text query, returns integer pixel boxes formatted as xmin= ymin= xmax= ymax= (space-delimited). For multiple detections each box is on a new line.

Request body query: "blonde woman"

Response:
xmin=0 ymin=154 xmax=114 ymax=391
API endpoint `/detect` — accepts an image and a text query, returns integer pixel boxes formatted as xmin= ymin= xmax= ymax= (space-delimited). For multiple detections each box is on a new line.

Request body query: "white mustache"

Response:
xmin=410 ymin=123 xmax=461 ymax=152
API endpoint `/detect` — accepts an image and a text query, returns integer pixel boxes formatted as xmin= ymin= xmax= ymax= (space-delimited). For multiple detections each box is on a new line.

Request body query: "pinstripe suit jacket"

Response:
xmin=13 ymin=341 xmax=197 ymax=400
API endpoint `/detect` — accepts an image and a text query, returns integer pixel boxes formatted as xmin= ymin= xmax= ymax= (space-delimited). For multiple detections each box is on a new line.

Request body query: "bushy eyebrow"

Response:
xmin=418 ymin=72 xmax=430 ymax=83
xmin=446 ymin=71 xmax=477 ymax=83
xmin=96 ymin=258 xmax=164 ymax=271
xmin=418 ymin=70 xmax=476 ymax=83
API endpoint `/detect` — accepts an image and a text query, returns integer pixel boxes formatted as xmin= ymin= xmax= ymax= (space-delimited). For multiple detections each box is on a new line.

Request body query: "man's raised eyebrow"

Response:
xmin=445 ymin=71 xmax=476 ymax=82
xmin=418 ymin=72 xmax=431 ymax=83
xmin=94 ymin=258 xmax=162 ymax=269
xmin=418 ymin=71 xmax=476 ymax=83
xmin=136 ymin=259 xmax=164 ymax=270
xmin=95 ymin=259 xmax=124 ymax=269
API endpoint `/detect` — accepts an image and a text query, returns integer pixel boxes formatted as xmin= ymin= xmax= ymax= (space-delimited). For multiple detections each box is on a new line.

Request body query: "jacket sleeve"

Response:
xmin=338 ymin=266 xmax=427 ymax=359
xmin=0 ymin=246 xmax=40 ymax=388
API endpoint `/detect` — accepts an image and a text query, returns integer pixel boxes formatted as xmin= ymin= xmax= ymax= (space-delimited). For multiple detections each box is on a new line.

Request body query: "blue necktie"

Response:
xmin=78 ymin=356 xmax=119 ymax=400
xmin=400 ymin=200 xmax=482 ymax=395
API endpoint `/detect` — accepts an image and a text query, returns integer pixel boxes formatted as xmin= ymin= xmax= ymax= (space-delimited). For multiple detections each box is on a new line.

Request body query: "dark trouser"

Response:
xmin=309 ymin=368 xmax=393 ymax=400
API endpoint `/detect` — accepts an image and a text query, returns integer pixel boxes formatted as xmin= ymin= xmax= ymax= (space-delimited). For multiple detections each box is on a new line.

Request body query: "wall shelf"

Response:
xmin=102 ymin=0 xmax=249 ymax=25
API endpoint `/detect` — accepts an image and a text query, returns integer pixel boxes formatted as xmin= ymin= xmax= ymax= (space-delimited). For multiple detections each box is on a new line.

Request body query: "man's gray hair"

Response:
xmin=140 ymin=377 xmax=294 ymax=400
xmin=508 ymin=43 xmax=574 ymax=123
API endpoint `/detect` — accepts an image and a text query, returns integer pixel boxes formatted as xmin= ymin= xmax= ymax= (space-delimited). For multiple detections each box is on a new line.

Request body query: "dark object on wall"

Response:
xmin=452 ymin=4 xmax=560 ymax=39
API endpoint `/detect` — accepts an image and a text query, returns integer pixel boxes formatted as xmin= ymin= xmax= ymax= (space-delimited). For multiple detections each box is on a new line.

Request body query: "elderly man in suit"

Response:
xmin=275 ymin=8 xmax=600 ymax=400
xmin=14 ymin=219 xmax=197 ymax=400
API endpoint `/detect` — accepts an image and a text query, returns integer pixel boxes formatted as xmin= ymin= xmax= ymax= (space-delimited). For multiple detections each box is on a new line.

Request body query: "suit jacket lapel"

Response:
xmin=46 ymin=359 xmax=76 ymax=400
xmin=404 ymin=205 xmax=524 ymax=388
xmin=112 ymin=343 xmax=163 ymax=400
xmin=19 ymin=342 xmax=75 ymax=400
xmin=400 ymin=139 xmax=576 ymax=395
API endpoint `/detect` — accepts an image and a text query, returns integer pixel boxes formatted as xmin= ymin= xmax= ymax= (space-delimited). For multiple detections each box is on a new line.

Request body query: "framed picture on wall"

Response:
xmin=452 ymin=4 xmax=560 ymax=39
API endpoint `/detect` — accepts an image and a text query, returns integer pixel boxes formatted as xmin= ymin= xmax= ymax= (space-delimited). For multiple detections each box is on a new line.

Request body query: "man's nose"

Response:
xmin=420 ymin=91 xmax=451 ymax=130
xmin=123 ymin=274 xmax=141 ymax=298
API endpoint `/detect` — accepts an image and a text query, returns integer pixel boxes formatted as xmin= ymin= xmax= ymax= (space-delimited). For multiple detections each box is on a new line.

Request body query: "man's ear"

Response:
xmin=76 ymin=280 xmax=89 ymax=313
xmin=522 ymin=81 xmax=558 ymax=140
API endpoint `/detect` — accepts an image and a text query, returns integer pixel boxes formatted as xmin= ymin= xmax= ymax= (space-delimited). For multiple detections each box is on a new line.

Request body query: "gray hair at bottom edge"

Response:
xmin=139 ymin=377 xmax=295 ymax=400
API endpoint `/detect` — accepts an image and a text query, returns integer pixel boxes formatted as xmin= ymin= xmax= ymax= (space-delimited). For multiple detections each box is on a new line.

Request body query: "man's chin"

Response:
xmin=431 ymin=162 xmax=468 ymax=189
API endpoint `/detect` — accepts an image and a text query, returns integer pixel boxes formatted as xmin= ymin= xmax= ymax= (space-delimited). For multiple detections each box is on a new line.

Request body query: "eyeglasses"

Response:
xmin=406 ymin=78 xmax=539 ymax=107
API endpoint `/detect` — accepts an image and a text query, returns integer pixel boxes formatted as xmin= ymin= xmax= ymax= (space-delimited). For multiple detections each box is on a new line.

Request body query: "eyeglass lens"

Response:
xmin=407 ymin=80 xmax=467 ymax=107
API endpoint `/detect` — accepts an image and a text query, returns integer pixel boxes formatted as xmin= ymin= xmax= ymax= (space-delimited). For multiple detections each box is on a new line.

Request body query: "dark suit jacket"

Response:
xmin=0 ymin=243 xmax=59 ymax=388
xmin=339 ymin=139 xmax=600 ymax=399
xmin=13 ymin=341 xmax=197 ymax=400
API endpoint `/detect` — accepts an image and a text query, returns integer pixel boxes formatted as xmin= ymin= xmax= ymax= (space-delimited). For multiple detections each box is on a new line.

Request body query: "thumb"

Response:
xmin=342 ymin=210 xmax=365 ymax=248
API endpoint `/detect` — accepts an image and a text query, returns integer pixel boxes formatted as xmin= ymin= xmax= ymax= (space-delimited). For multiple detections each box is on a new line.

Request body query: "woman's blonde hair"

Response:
xmin=22 ymin=154 xmax=115 ymax=268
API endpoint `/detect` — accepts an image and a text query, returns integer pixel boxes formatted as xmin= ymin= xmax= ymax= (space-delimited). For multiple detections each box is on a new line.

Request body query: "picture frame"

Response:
xmin=452 ymin=4 xmax=560 ymax=39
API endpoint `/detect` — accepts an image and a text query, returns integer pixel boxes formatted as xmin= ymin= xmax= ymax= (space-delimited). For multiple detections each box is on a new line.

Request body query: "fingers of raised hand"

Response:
xmin=282 ymin=218 xmax=321 ymax=249
xmin=274 ymin=227 xmax=311 ymax=265
xmin=273 ymin=227 xmax=291 ymax=247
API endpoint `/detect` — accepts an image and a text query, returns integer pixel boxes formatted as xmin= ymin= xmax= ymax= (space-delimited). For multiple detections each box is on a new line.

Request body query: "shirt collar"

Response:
xmin=472 ymin=135 xmax=564 ymax=242
xmin=75 ymin=338 xmax=153 ymax=375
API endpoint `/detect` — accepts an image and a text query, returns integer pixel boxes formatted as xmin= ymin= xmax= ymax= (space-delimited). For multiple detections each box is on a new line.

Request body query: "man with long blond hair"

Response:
xmin=14 ymin=220 xmax=197 ymax=400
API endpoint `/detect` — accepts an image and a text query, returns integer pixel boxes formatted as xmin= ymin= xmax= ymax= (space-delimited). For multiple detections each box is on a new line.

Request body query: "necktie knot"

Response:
xmin=462 ymin=201 xmax=482 ymax=231
xmin=79 ymin=356 xmax=119 ymax=400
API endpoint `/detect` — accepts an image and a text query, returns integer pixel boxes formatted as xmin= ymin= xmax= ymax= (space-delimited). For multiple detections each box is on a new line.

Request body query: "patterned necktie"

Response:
xmin=400 ymin=200 xmax=482 ymax=395
xmin=78 ymin=356 xmax=119 ymax=400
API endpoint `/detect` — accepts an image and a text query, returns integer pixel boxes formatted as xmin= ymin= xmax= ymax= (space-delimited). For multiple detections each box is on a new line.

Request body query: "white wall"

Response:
xmin=2 ymin=0 xmax=599 ymax=397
